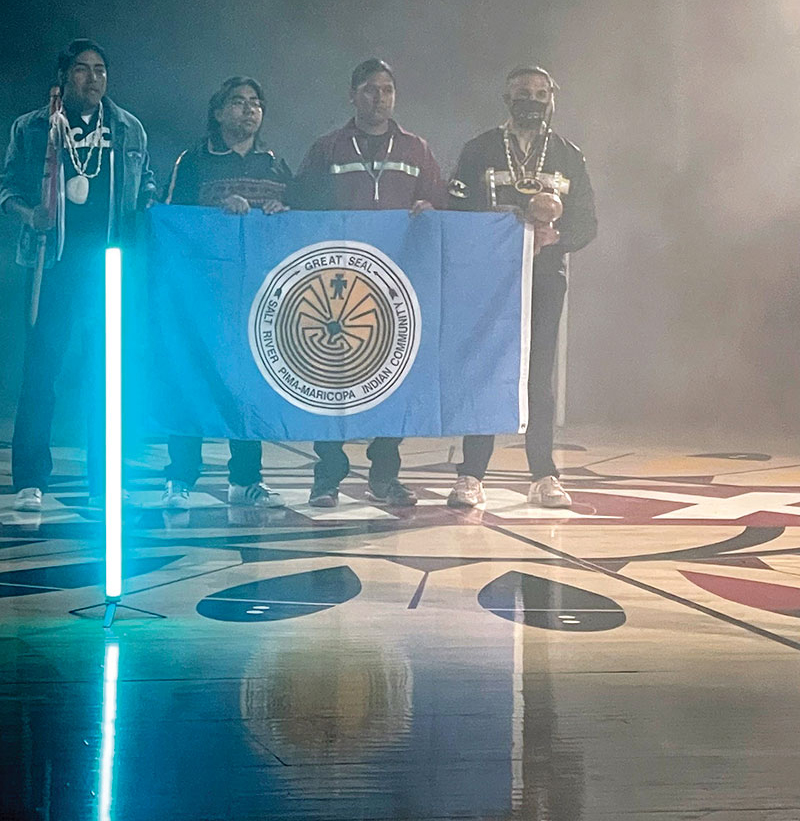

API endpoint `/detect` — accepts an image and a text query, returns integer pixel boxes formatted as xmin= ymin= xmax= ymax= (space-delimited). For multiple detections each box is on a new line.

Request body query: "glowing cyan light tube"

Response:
xmin=105 ymin=248 xmax=122 ymax=601
xmin=98 ymin=640 xmax=119 ymax=821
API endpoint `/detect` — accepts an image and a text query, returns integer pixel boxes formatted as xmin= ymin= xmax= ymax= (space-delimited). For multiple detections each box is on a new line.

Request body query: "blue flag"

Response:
xmin=145 ymin=206 xmax=532 ymax=441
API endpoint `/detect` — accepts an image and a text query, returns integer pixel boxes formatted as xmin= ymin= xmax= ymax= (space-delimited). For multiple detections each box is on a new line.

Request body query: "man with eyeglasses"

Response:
xmin=289 ymin=58 xmax=446 ymax=509
xmin=161 ymin=76 xmax=291 ymax=509
xmin=0 ymin=38 xmax=156 ymax=512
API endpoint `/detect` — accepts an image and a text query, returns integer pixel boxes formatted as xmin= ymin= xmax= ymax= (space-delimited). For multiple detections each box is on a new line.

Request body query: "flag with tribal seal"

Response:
xmin=145 ymin=207 xmax=532 ymax=440
xmin=248 ymin=242 xmax=421 ymax=415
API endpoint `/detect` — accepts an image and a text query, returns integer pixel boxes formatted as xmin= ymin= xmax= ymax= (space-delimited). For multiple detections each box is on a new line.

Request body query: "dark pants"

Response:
xmin=165 ymin=436 xmax=263 ymax=488
xmin=313 ymin=437 xmax=403 ymax=491
xmin=12 ymin=248 xmax=105 ymax=495
xmin=459 ymin=274 xmax=567 ymax=482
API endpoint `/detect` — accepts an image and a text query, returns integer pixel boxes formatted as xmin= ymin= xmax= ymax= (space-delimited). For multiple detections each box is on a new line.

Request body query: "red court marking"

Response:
xmin=681 ymin=570 xmax=800 ymax=616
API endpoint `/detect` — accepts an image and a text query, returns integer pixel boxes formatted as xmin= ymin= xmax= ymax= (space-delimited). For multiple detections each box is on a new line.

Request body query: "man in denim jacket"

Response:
xmin=0 ymin=38 xmax=156 ymax=511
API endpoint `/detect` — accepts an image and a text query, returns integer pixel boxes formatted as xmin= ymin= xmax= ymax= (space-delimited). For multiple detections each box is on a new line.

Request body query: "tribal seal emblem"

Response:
xmin=249 ymin=241 xmax=421 ymax=415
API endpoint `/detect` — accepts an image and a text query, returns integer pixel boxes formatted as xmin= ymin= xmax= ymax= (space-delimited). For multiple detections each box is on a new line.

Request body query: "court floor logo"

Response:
xmin=249 ymin=241 xmax=421 ymax=414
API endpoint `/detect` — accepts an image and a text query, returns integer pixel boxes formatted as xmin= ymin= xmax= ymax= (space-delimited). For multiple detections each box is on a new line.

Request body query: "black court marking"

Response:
xmin=271 ymin=441 xmax=372 ymax=481
xmin=0 ymin=583 xmax=62 ymax=596
xmin=197 ymin=565 xmax=361 ymax=622
xmin=487 ymin=524 xmax=800 ymax=652
xmin=508 ymin=443 xmax=587 ymax=452
xmin=710 ymin=461 xmax=800 ymax=479
xmin=601 ymin=526 xmax=785 ymax=564
xmin=390 ymin=557 xmax=483 ymax=573
xmin=265 ymin=441 xmax=316 ymax=460
xmin=135 ymin=524 xmax=369 ymax=551
xmin=0 ymin=555 xmax=182 ymax=598
xmin=580 ymin=451 xmax=636 ymax=469
xmin=124 ymin=561 xmax=243 ymax=598
xmin=0 ymin=538 xmax=45 ymax=550
xmin=239 ymin=547 xmax=324 ymax=564
xmin=691 ymin=452 xmax=771 ymax=461
xmin=0 ymin=546 xmax=99 ymax=565
xmin=0 ymin=522 xmax=103 ymax=540
xmin=478 ymin=571 xmax=626 ymax=631
xmin=407 ymin=571 xmax=429 ymax=609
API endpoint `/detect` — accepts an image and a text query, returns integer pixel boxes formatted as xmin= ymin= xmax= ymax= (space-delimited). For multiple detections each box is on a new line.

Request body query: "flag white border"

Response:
xmin=517 ymin=225 xmax=534 ymax=432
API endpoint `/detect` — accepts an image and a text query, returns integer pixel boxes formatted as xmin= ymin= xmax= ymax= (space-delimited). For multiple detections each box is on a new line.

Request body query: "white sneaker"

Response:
xmin=14 ymin=487 xmax=43 ymax=512
xmin=447 ymin=475 xmax=487 ymax=508
xmin=228 ymin=482 xmax=284 ymax=508
xmin=528 ymin=475 xmax=572 ymax=508
xmin=162 ymin=480 xmax=191 ymax=509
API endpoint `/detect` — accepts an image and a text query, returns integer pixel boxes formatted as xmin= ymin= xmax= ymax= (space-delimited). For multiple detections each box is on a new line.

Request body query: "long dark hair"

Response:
xmin=206 ymin=76 xmax=265 ymax=146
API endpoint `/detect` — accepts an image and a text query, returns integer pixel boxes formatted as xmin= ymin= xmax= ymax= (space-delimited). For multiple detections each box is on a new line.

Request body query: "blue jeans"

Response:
xmin=12 ymin=245 xmax=105 ymax=494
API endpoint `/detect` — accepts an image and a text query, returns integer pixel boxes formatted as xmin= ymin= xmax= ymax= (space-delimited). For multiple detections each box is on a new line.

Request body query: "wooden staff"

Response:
xmin=29 ymin=85 xmax=62 ymax=327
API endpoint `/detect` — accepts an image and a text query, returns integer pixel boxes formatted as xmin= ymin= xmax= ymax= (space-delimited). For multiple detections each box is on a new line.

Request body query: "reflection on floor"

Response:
xmin=2 ymin=435 xmax=800 ymax=820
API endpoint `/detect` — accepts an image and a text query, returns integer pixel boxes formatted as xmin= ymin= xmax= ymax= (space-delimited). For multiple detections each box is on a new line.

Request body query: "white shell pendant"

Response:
xmin=66 ymin=174 xmax=89 ymax=205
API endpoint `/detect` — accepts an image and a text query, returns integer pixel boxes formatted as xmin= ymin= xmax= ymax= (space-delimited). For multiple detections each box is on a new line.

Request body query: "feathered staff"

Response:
xmin=29 ymin=85 xmax=63 ymax=326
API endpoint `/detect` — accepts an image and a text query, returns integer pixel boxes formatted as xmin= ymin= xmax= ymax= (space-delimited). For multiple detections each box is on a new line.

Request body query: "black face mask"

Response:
xmin=510 ymin=98 xmax=548 ymax=128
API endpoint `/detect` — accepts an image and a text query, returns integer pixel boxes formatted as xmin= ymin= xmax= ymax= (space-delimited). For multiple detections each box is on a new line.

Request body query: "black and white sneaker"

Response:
xmin=228 ymin=482 xmax=285 ymax=508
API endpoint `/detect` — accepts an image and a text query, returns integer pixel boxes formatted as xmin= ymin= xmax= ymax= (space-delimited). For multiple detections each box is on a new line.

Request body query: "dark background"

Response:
xmin=2 ymin=0 xmax=799 ymax=447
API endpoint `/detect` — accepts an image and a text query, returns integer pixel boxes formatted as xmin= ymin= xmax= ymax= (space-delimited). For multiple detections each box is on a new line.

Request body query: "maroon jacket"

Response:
xmin=289 ymin=118 xmax=446 ymax=211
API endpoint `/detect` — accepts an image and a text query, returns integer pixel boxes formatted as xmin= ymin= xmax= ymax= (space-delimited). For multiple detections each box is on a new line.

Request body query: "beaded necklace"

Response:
xmin=61 ymin=102 xmax=105 ymax=205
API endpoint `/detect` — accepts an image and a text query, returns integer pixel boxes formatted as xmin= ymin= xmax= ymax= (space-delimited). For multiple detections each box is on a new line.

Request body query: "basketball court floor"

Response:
xmin=2 ymin=432 xmax=800 ymax=820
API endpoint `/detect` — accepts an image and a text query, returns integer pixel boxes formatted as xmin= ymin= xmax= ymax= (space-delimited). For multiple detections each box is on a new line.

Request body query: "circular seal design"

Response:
xmin=249 ymin=241 xmax=421 ymax=415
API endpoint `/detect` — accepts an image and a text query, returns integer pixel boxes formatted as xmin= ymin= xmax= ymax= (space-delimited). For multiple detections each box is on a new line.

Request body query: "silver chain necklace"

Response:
xmin=503 ymin=127 xmax=550 ymax=195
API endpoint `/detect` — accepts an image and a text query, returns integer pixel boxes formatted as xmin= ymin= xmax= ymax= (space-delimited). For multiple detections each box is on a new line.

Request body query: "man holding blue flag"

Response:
xmin=446 ymin=65 xmax=597 ymax=509
xmin=290 ymin=59 xmax=446 ymax=508
xmin=161 ymin=76 xmax=291 ymax=509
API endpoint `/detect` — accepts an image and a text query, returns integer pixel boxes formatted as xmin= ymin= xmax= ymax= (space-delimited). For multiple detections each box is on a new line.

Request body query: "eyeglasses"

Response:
xmin=227 ymin=97 xmax=263 ymax=111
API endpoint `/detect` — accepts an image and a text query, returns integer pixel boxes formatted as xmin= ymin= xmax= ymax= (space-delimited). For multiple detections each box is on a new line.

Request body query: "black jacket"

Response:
xmin=449 ymin=127 xmax=597 ymax=275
